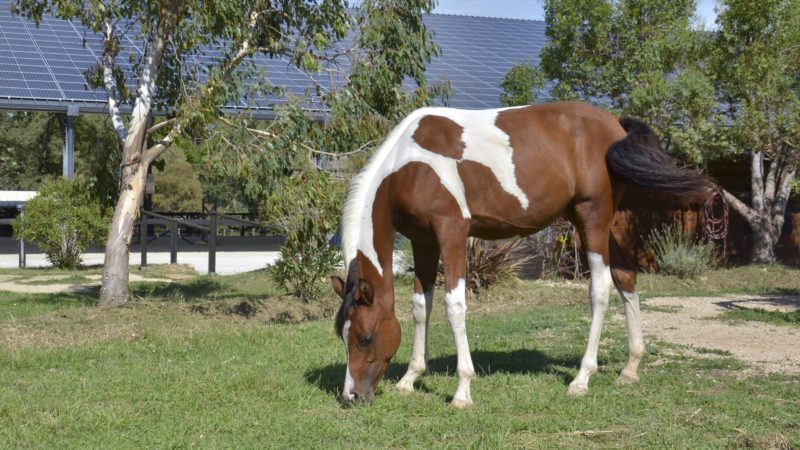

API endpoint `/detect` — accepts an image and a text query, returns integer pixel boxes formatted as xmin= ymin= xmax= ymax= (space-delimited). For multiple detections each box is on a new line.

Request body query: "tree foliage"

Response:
xmin=499 ymin=62 xmax=545 ymax=107
xmin=0 ymin=112 xmax=122 ymax=206
xmin=534 ymin=0 xmax=716 ymax=164
xmin=14 ymin=0 xmax=354 ymax=305
xmin=520 ymin=0 xmax=800 ymax=263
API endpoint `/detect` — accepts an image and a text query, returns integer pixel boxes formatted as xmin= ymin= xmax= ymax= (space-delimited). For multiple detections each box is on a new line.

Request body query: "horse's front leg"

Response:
xmin=397 ymin=242 xmax=439 ymax=393
xmin=439 ymin=230 xmax=474 ymax=408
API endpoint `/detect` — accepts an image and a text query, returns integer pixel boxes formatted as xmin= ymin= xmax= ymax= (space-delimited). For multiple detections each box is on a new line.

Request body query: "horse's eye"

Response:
xmin=359 ymin=334 xmax=374 ymax=346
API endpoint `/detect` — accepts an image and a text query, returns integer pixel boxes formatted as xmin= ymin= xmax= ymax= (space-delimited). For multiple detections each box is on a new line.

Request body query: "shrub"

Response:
xmin=13 ymin=178 xmax=109 ymax=269
xmin=522 ymin=218 xmax=586 ymax=280
xmin=432 ymin=238 xmax=532 ymax=294
xmin=465 ymin=238 xmax=532 ymax=293
xmin=262 ymin=170 xmax=343 ymax=300
xmin=647 ymin=223 xmax=716 ymax=278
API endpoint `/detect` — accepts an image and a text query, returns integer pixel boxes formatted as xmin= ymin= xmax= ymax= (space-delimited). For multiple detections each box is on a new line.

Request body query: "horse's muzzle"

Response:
xmin=341 ymin=389 xmax=375 ymax=407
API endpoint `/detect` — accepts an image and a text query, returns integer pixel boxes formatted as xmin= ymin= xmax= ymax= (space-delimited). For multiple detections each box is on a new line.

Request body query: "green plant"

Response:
xmin=13 ymin=178 xmax=109 ymax=269
xmin=262 ymin=170 xmax=343 ymax=300
xmin=647 ymin=223 xmax=716 ymax=278
xmin=435 ymin=238 xmax=532 ymax=294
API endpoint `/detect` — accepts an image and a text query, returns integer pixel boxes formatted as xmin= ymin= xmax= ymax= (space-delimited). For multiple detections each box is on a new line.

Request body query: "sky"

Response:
xmin=434 ymin=0 xmax=720 ymax=29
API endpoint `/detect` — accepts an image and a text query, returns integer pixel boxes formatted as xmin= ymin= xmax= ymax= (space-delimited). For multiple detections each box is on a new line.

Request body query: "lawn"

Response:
xmin=0 ymin=266 xmax=798 ymax=448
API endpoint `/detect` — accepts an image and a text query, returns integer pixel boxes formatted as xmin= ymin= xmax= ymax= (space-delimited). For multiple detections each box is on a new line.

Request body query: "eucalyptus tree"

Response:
xmin=531 ymin=0 xmax=715 ymax=164
xmin=711 ymin=0 xmax=800 ymax=263
xmin=13 ymin=0 xmax=351 ymax=305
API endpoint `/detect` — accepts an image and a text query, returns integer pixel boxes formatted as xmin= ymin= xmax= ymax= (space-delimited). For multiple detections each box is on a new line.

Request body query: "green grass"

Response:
xmin=0 ymin=266 xmax=799 ymax=448
xmin=719 ymin=308 xmax=800 ymax=327
xmin=637 ymin=264 xmax=800 ymax=298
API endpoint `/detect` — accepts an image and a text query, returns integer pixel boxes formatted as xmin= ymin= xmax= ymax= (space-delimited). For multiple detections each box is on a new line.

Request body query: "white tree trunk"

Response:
xmin=722 ymin=156 xmax=795 ymax=265
xmin=98 ymin=9 xmax=177 ymax=306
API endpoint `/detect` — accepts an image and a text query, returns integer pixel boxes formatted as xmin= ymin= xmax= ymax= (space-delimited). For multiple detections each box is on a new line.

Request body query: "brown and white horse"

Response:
xmin=331 ymin=101 xmax=711 ymax=407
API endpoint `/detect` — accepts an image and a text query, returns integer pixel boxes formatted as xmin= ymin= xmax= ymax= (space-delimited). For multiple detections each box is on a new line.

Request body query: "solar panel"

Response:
xmin=0 ymin=0 xmax=548 ymax=114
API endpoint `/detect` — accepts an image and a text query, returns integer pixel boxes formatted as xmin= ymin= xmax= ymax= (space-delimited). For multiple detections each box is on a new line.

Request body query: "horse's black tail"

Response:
xmin=606 ymin=118 xmax=714 ymax=205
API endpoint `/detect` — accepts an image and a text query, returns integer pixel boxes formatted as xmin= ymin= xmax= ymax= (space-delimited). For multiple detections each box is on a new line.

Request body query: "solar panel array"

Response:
xmin=0 ymin=1 xmax=547 ymax=115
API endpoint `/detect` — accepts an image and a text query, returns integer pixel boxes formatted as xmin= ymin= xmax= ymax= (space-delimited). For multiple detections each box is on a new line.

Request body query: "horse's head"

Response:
xmin=331 ymin=275 xmax=400 ymax=405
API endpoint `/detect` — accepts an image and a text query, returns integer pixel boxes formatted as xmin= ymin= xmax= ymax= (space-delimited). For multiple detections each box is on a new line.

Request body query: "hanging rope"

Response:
xmin=703 ymin=189 xmax=729 ymax=257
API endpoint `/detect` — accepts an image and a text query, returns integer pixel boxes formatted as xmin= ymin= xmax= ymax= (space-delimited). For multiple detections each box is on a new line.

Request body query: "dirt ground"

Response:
xmin=0 ymin=273 xmax=172 ymax=294
xmin=639 ymin=295 xmax=800 ymax=374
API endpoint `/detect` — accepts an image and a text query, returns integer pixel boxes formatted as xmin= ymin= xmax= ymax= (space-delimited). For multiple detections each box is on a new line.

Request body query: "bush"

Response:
xmin=522 ymin=218 xmax=586 ymax=280
xmin=648 ymin=223 xmax=716 ymax=278
xmin=430 ymin=238 xmax=531 ymax=294
xmin=13 ymin=178 xmax=109 ymax=269
xmin=262 ymin=170 xmax=343 ymax=300
xmin=464 ymin=238 xmax=532 ymax=293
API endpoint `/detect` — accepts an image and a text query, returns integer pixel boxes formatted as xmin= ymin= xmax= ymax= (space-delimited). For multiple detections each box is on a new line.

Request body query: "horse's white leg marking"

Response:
xmin=616 ymin=290 xmax=645 ymax=384
xmin=396 ymin=288 xmax=434 ymax=392
xmin=568 ymin=252 xmax=612 ymax=396
xmin=445 ymin=278 xmax=475 ymax=408
xmin=341 ymin=320 xmax=356 ymax=402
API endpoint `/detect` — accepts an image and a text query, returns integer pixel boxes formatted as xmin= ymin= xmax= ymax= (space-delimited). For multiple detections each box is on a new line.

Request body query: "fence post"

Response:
xmin=209 ymin=206 xmax=217 ymax=274
xmin=17 ymin=206 xmax=25 ymax=268
xmin=170 ymin=220 xmax=178 ymax=264
xmin=140 ymin=211 xmax=148 ymax=267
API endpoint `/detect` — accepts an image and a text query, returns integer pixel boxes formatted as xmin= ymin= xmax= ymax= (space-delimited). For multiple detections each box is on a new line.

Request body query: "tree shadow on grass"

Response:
xmin=129 ymin=278 xmax=227 ymax=301
xmin=305 ymin=349 xmax=582 ymax=403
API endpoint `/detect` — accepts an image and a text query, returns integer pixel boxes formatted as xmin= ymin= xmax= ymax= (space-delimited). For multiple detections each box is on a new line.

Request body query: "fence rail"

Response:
xmin=2 ymin=210 xmax=272 ymax=272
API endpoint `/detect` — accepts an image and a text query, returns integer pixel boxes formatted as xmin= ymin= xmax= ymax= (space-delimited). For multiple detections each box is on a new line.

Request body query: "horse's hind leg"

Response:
xmin=567 ymin=200 xmax=614 ymax=396
xmin=609 ymin=235 xmax=645 ymax=385
xmin=396 ymin=241 xmax=439 ymax=393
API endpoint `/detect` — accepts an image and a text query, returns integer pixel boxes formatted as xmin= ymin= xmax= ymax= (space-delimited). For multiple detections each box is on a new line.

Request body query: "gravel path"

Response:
xmin=640 ymin=295 xmax=800 ymax=374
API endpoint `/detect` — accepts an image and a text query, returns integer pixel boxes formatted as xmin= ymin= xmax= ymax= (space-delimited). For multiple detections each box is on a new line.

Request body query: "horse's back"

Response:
xmin=387 ymin=102 xmax=626 ymax=239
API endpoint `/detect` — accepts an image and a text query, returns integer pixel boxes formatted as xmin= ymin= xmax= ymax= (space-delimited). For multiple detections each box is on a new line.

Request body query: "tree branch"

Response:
xmin=763 ymin=155 xmax=781 ymax=209
xmin=146 ymin=118 xmax=176 ymax=137
xmin=722 ymin=188 xmax=756 ymax=225
xmin=143 ymin=125 xmax=181 ymax=165
xmin=751 ymin=151 xmax=765 ymax=212
xmin=771 ymin=164 xmax=796 ymax=219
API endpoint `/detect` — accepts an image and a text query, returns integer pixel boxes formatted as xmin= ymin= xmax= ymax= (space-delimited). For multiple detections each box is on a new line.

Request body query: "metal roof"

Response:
xmin=0 ymin=190 xmax=36 ymax=207
xmin=0 ymin=2 xmax=547 ymax=116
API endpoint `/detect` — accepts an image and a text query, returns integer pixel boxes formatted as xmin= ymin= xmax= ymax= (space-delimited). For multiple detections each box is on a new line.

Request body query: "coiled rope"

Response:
xmin=703 ymin=189 xmax=729 ymax=256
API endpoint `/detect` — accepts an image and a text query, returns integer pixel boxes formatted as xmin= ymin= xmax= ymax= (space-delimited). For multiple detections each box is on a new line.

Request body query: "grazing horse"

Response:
xmin=331 ymin=101 xmax=711 ymax=407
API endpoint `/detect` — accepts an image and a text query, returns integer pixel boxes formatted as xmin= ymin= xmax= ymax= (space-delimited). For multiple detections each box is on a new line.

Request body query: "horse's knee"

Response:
xmin=411 ymin=292 xmax=427 ymax=323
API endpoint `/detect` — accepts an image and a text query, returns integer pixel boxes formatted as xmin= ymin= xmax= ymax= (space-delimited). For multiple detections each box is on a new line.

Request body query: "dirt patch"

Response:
xmin=638 ymin=295 xmax=800 ymax=374
xmin=0 ymin=273 xmax=173 ymax=294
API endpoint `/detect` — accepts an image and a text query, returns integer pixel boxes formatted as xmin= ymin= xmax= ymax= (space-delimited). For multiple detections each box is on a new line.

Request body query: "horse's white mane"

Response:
xmin=340 ymin=108 xmax=431 ymax=280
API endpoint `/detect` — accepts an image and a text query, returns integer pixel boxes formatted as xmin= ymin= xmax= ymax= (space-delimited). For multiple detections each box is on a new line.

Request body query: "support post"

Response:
xmin=140 ymin=211 xmax=148 ymax=267
xmin=63 ymin=105 xmax=79 ymax=179
xmin=17 ymin=206 xmax=26 ymax=268
xmin=209 ymin=204 xmax=217 ymax=274
xmin=170 ymin=220 xmax=178 ymax=264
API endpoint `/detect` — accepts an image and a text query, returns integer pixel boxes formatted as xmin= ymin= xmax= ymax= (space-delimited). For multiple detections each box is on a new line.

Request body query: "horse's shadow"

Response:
xmin=305 ymin=349 xmax=581 ymax=400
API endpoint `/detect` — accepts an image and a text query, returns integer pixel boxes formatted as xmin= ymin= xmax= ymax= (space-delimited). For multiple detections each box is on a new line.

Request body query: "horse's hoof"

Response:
xmin=566 ymin=384 xmax=588 ymax=396
xmin=450 ymin=398 xmax=473 ymax=409
xmin=395 ymin=381 xmax=415 ymax=394
xmin=615 ymin=373 xmax=639 ymax=385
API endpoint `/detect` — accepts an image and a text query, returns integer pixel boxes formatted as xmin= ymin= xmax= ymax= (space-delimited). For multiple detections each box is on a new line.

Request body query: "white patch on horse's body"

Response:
xmin=444 ymin=278 xmax=475 ymax=407
xmin=341 ymin=106 xmax=529 ymax=277
xmin=341 ymin=319 xmax=356 ymax=401
xmin=568 ymin=251 xmax=613 ymax=396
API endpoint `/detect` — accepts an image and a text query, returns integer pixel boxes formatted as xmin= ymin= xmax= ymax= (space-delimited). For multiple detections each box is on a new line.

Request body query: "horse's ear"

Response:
xmin=358 ymin=279 xmax=374 ymax=305
xmin=331 ymin=276 xmax=346 ymax=298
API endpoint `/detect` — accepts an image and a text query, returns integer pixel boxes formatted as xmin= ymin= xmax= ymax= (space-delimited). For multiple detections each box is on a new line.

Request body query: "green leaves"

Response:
xmin=13 ymin=178 xmax=111 ymax=269
xmin=262 ymin=170 xmax=344 ymax=300
xmin=499 ymin=62 xmax=546 ymax=107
